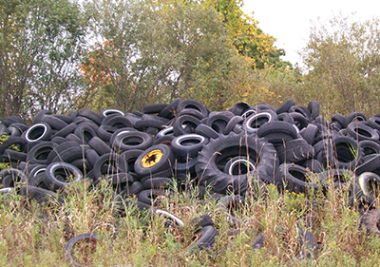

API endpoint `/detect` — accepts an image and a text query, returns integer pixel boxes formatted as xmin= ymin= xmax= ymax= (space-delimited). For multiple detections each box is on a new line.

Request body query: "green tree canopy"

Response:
xmin=80 ymin=0 xmax=268 ymax=111
xmin=207 ymin=0 xmax=289 ymax=69
xmin=301 ymin=16 xmax=380 ymax=115
xmin=0 ymin=0 xmax=86 ymax=117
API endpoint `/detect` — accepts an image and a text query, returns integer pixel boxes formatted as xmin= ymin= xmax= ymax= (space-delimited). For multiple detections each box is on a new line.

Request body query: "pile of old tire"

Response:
xmin=0 ymin=99 xmax=379 ymax=215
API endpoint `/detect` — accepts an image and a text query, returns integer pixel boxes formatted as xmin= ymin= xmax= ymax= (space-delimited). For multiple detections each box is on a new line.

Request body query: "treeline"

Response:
xmin=1 ymin=0 xmax=379 ymax=118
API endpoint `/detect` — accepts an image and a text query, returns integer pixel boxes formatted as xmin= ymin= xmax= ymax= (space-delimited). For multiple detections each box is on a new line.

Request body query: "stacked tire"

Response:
xmin=0 ymin=99 xmax=379 ymax=214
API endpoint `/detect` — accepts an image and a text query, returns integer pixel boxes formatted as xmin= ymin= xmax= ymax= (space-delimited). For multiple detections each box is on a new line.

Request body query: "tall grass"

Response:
xmin=0 ymin=177 xmax=379 ymax=267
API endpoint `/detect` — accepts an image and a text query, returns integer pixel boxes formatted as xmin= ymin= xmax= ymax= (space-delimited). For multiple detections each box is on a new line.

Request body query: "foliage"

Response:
xmin=79 ymin=0 xmax=267 ymax=111
xmin=301 ymin=16 xmax=380 ymax=116
xmin=0 ymin=0 xmax=86 ymax=117
xmin=207 ymin=0 xmax=289 ymax=69
xmin=0 ymin=179 xmax=379 ymax=266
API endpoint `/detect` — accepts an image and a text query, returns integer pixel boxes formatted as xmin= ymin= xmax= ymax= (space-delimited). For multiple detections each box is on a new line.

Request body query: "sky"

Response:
xmin=243 ymin=0 xmax=380 ymax=66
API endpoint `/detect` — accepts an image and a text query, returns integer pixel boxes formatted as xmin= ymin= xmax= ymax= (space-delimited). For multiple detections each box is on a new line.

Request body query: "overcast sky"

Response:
xmin=243 ymin=0 xmax=380 ymax=65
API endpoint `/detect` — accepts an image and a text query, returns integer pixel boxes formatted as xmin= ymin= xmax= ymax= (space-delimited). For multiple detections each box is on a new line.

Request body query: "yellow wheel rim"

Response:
xmin=141 ymin=149 xmax=164 ymax=168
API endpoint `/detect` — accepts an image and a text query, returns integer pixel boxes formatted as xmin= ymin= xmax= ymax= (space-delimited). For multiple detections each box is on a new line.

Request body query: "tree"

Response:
xmin=0 ymin=0 xmax=86 ymax=117
xmin=79 ymin=0 xmax=266 ymax=111
xmin=301 ymin=16 xmax=380 ymax=115
xmin=207 ymin=0 xmax=289 ymax=69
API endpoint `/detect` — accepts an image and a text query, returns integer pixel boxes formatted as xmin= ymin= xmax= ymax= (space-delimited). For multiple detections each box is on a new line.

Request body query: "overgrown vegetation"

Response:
xmin=1 ymin=0 xmax=379 ymax=117
xmin=0 ymin=180 xmax=379 ymax=266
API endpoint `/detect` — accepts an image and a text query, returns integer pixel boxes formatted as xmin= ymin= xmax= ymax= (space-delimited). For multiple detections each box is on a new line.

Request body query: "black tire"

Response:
xmin=2 ymin=149 xmax=27 ymax=162
xmin=45 ymin=162 xmax=83 ymax=190
xmin=137 ymin=189 xmax=166 ymax=206
xmin=276 ymin=100 xmax=296 ymax=114
xmin=32 ymin=110 xmax=51 ymax=124
xmin=317 ymin=169 xmax=354 ymax=190
xmin=106 ymin=172 xmax=134 ymax=186
xmin=223 ymin=156 xmax=256 ymax=176
xmin=20 ymin=185 xmax=58 ymax=204
xmin=47 ymin=141 xmax=78 ymax=162
xmin=207 ymin=111 xmax=235 ymax=134
xmin=188 ymin=225 xmax=217 ymax=251
xmin=93 ymin=153 xmax=127 ymax=179
xmin=51 ymin=136 xmax=67 ymax=144
xmin=177 ymin=99 xmax=209 ymax=117
xmin=289 ymin=105 xmax=311 ymax=119
xmin=101 ymin=108 xmax=124 ymax=118
xmin=24 ymin=123 xmax=52 ymax=143
xmin=89 ymin=137 xmax=111 ymax=155
xmin=196 ymin=132 xmax=279 ymax=195
xmin=40 ymin=115 xmax=68 ymax=130
xmin=0 ymin=168 xmax=27 ymax=187
xmin=28 ymin=169 xmax=49 ymax=188
xmin=300 ymin=124 xmax=319 ymax=145
xmin=53 ymin=122 xmax=77 ymax=138
xmin=120 ymin=149 xmax=143 ymax=175
xmin=178 ymin=108 xmax=206 ymax=120
xmin=323 ymin=136 xmax=363 ymax=170
xmin=8 ymin=122 xmax=28 ymax=136
xmin=171 ymin=134 xmax=207 ymax=158
xmin=85 ymin=149 xmax=99 ymax=169
xmin=228 ymin=102 xmax=251 ymax=116
xmin=156 ymin=126 xmax=174 ymax=139
xmin=78 ymin=108 xmax=101 ymax=125
xmin=134 ymin=117 xmax=166 ymax=131
xmin=276 ymin=138 xmax=314 ymax=163
xmin=51 ymin=145 xmax=88 ymax=164
xmin=347 ymin=111 xmax=366 ymax=123
xmin=101 ymin=114 xmax=132 ymax=128
xmin=331 ymin=113 xmax=347 ymax=129
xmin=257 ymin=121 xmax=298 ymax=145
xmin=173 ymin=115 xmax=200 ymax=136
xmin=113 ymin=131 xmax=153 ymax=152
xmin=279 ymin=163 xmax=324 ymax=194
xmin=0 ymin=136 xmax=27 ymax=155
xmin=243 ymin=111 xmax=277 ymax=134
xmin=74 ymin=123 xmax=98 ymax=143
xmin=223 ymin=116 xmax=244 ymax=135
xmin=359 ymin=140 xmax=380 ymax=156
xmin=27 ymin=141 xmax=57 ymax=165
xmin=195 ymin=124 xmax=219 ymax=139
xmin=134 ymin=144 xmax=174 ymax=177
xmin=64 ymin=233 xmax=97 ymax=267
xmin=307 ymin=101 xmax=320 ymax=119
xmin=346 ymin=122 xmax=379 ymax=142
xmin=360 ymin=210 xmax=380 ymax=236
xmin=289 ymin=112 xmax=309 ymax=130
xmin=158 ymin=99 xmax=181 ymax=119
xmin=355 ymin=154 xmax=380 ymax=175
xmin=173 ymin=157 xmax=198 ymax=178
xmin=356 ymin=172 xmax=380 ymax=205
xmin=367 ymin=116 xmax=380 ymax=131
xmin=66 ymin=133 xmax=82 ymax=144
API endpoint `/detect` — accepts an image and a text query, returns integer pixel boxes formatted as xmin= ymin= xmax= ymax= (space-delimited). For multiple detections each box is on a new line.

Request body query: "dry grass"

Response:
xmin=0 ymin=179 xmax=379 ymax=267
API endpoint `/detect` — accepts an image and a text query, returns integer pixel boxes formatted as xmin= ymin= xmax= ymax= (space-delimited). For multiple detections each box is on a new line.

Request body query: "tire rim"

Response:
xmin=358 ymin=172 xmax=380 ymax=198
xmin=141 ymin=149 xmax=164 ymax=168
xmin=102 ymin=109 xmax=125 ymax=117
xmin=157 ymin=126 xmax=174 ymax=137
xmin=175 ymin=134 xmax=205 ymax=146
xmin=228 ymin=159 xmax=256 ymax=176
xmin=0 ymin=187 xmax=14 ymax=194
xmin=25 ymin=123 xmax=48 ymax=142
xmin=49 ymin=163 xmax=82 ymax=184
xmin=246 ymin=112 xmax=272 ymax=131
